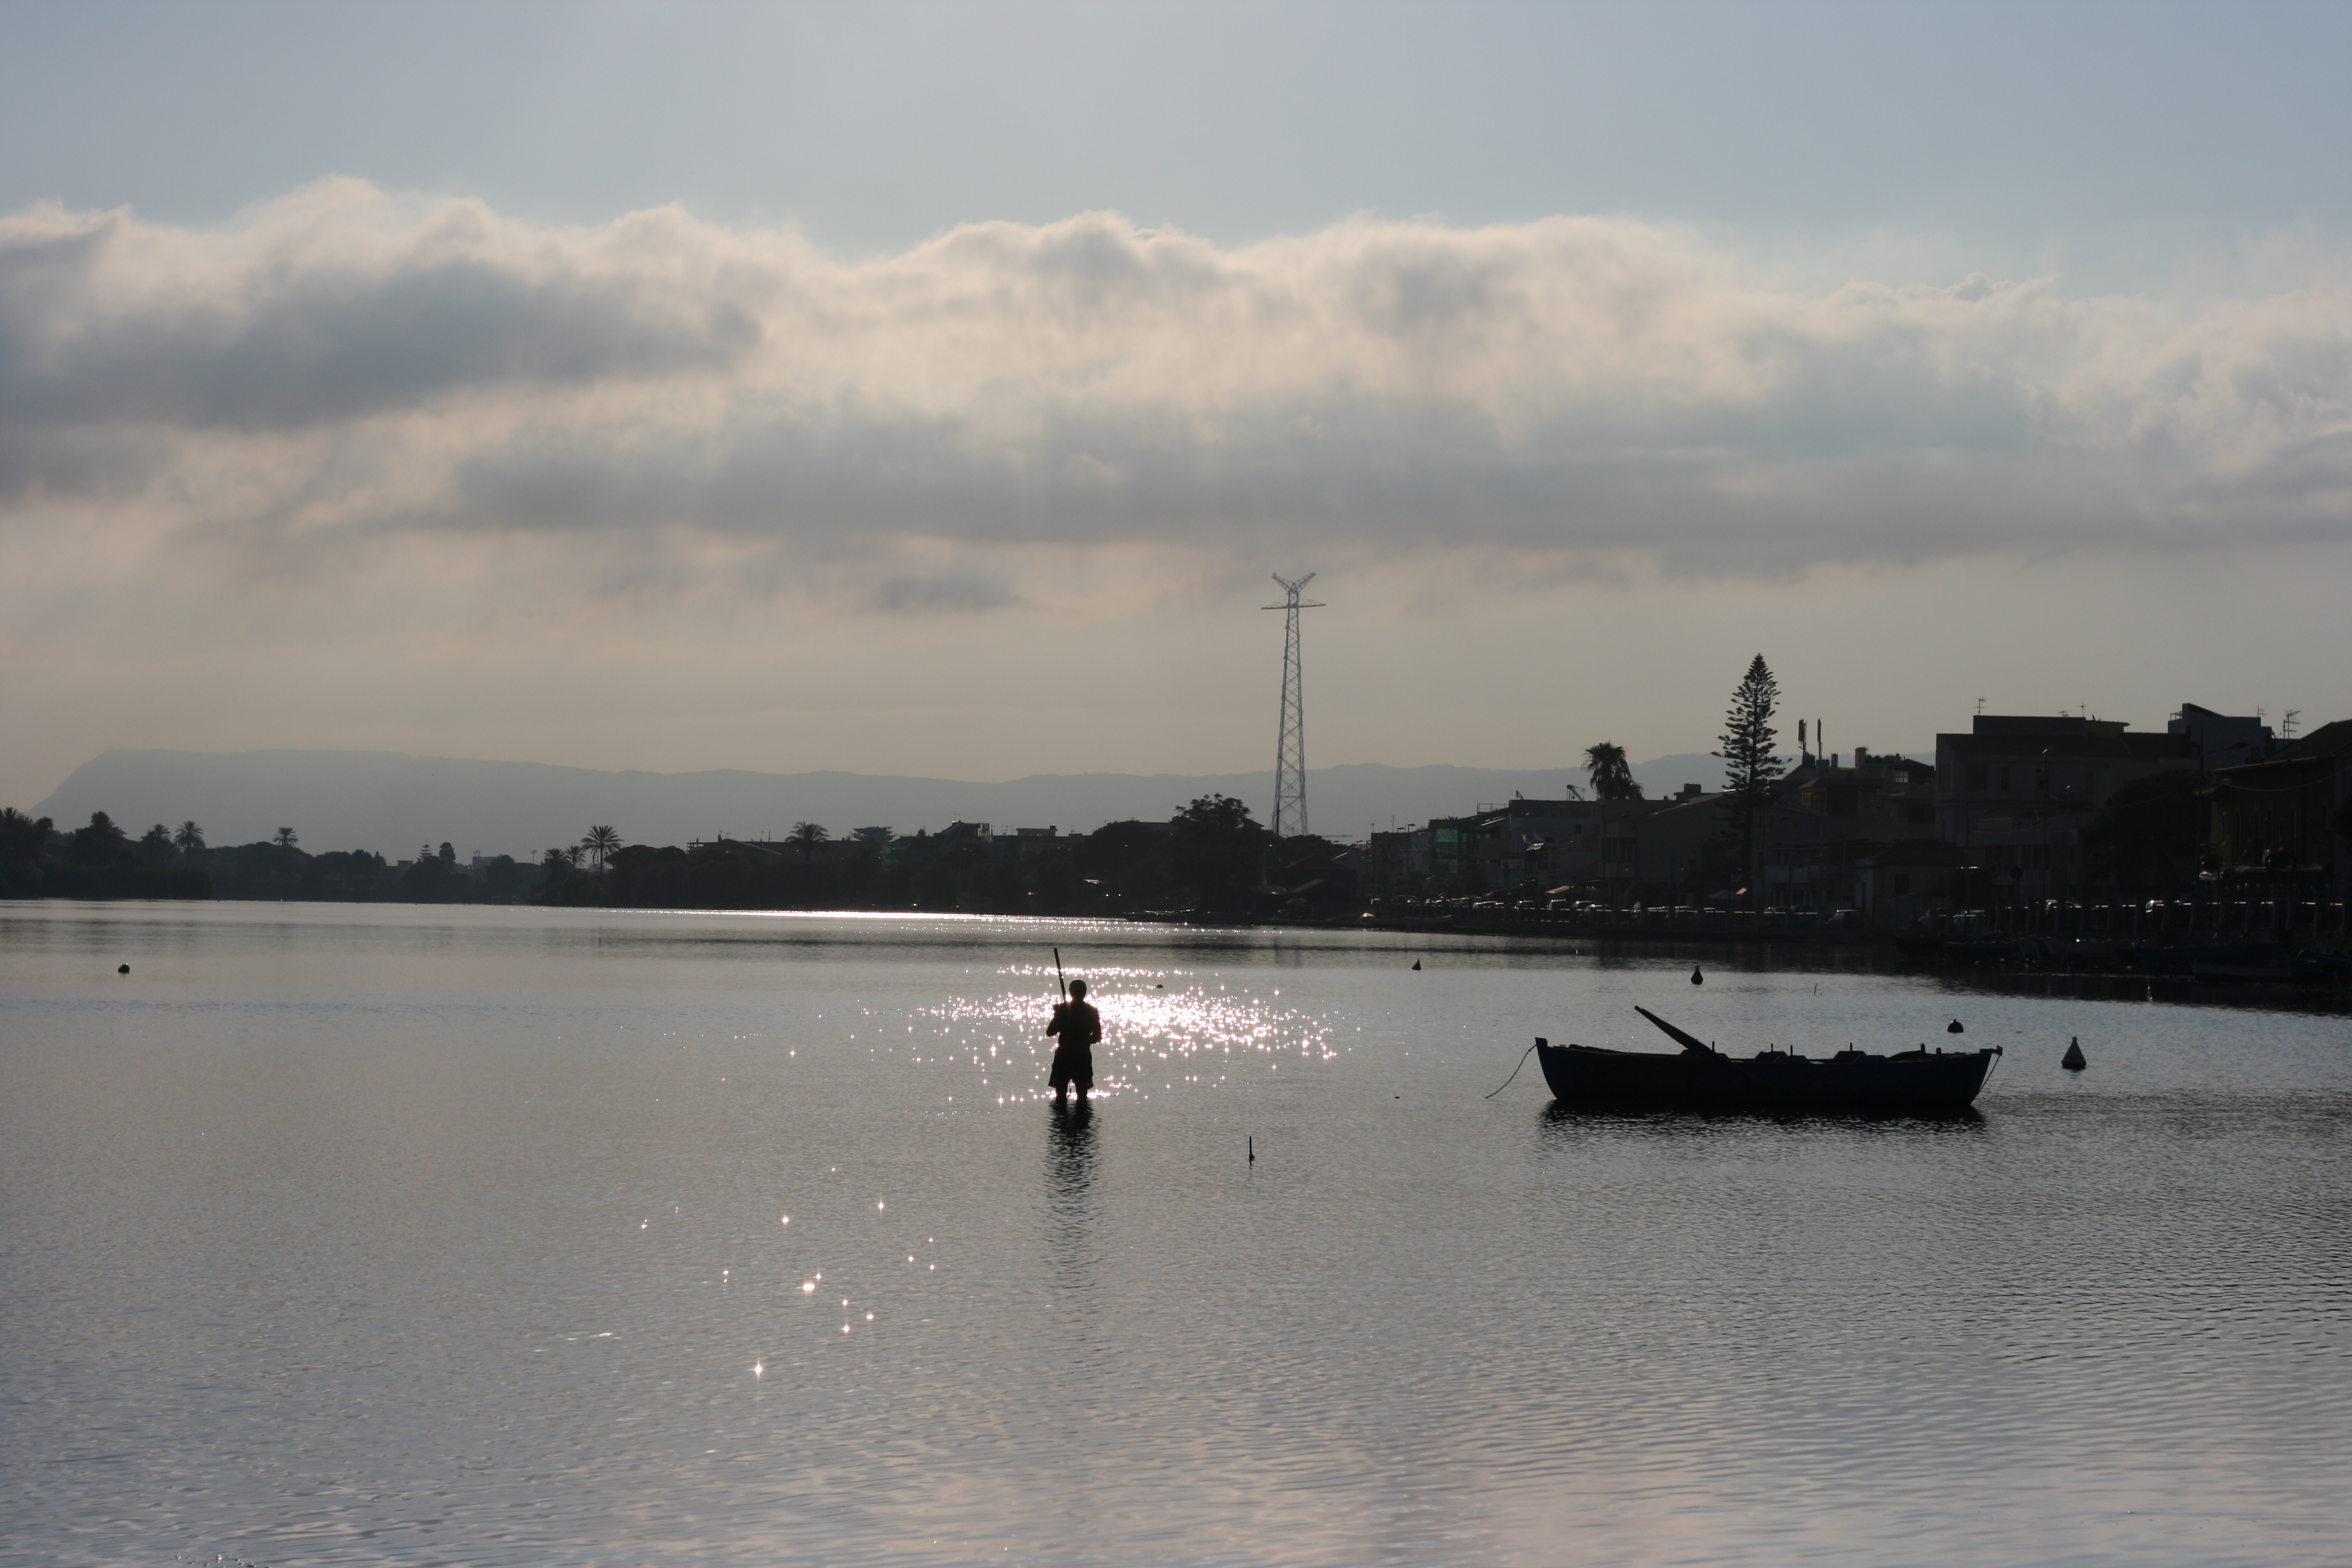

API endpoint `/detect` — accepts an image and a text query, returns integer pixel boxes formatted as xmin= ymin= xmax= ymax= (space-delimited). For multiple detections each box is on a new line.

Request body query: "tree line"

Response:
xmin=531 ymin=796 xmax=1345 ymax=916
xmin=0 ymin=795 xmax=1348 ymax=916
xmin=0 ymin=811 xmax=540 ymax=902
xmin=0 ymin=809 xmax=215 ymax=898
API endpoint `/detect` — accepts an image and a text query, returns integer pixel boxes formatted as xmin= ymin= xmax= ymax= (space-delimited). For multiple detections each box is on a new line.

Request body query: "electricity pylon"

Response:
xmin=1263 ymin=573 xmax=1324 ymax=840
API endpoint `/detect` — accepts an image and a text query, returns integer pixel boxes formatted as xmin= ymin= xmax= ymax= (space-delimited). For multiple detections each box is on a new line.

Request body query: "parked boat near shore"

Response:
xmin=1535 ymin=1006 xmax=2001 ymax=1112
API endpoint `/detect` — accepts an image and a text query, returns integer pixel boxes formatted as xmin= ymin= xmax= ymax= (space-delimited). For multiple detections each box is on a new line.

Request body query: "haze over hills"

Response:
xmin=31 ymin=749 xmax=1743 ymax=860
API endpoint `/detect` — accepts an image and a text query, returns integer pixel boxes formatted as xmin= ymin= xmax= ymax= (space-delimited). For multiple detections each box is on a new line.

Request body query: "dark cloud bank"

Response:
xmin=5 ymin=181 xmax=2349 ymax=592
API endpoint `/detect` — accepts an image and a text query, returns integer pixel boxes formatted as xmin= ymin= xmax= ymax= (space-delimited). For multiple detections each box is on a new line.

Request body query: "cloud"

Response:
xmin=4 ymin=181 xmax=2350 ymax=601
xmin=864 ymin=570 xmax=1021 ymax=615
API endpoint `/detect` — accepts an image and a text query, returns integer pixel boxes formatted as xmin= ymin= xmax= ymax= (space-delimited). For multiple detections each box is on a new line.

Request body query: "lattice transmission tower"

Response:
xmin=1263 ymin=573 xmax=1324 ymax=840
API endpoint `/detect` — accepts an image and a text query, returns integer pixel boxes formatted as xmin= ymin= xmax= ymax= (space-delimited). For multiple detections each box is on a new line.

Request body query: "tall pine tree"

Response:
xmin=1713 ymin=655 xmax=1784 ymax=909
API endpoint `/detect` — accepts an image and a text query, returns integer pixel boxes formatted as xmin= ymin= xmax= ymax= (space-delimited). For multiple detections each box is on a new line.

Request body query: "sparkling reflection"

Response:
xmin=912 ymin=966 xmax=1342 ymax=1104
xmin=1044 ymin=1097 xmax=1102 ymax=1356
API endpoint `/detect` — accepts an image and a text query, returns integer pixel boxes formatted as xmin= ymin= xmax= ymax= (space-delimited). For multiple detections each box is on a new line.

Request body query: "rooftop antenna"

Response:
xmin=1264 ymin=572 xmax=1324 ymax=839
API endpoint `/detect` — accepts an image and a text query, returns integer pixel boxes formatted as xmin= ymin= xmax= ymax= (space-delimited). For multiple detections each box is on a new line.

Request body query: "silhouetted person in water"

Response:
xmin=1047 ymin=979 xmax=1101 ymax=1105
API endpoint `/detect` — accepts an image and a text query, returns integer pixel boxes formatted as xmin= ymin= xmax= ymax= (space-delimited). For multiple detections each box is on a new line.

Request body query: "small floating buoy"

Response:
xmin=1947 ymin=1019 xmax=1964 ymax=1034
xmin=1411 ymin=959 xmax=1421 ymax=970
xmin=1690 ymin=964 xmax=1704 ymax=985
xmin=2062 ymin=1036 xmax=2087 ymax=1071
xmin=117 ymin=963 xmax=129 ymax=974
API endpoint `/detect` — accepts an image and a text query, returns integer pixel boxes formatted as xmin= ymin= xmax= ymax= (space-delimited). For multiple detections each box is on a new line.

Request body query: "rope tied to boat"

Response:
xmin=1486 ymin=1039 xmax=1543 ymax=1099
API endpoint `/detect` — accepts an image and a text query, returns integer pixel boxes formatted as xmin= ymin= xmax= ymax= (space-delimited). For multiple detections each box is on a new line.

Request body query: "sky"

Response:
xmin=5 ymin=0 xmax=2350 ymax=809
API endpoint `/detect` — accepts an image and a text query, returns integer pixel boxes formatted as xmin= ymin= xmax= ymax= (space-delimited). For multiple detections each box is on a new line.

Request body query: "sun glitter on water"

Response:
xmin=887 ymin=967 xmax=1344 ymax=1104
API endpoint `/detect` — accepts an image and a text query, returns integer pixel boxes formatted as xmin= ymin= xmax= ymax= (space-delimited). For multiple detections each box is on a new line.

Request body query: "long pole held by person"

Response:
xmin=1053 ymin=946 xmax=1068 ymax=1000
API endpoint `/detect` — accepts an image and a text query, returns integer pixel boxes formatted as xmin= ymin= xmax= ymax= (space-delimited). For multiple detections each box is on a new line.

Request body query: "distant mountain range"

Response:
xmin=32 ymin=748 xmax=1738 ymax=860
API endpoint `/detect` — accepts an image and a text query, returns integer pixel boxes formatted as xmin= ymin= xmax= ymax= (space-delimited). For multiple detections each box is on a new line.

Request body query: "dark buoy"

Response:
xmin=1947 ymin=1019 xmax=1964 ymax=1034
xmin=2062 ymin=1036 xmax=2087 ymax=1071
xmin=117 ymin=963 xmax=129 ymax=974
xmin=1411 ymin=959 xmax=1422 ymax=970
xmin=1247 ymin=1136 xmax=1255 ymax=1163
xmin=1691 ymin=964 xmax=1704 ymax=985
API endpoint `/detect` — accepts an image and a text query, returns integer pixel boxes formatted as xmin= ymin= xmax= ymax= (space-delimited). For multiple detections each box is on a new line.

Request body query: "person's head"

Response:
xmin=1069 ymin=979 xmax=1088 ymax=999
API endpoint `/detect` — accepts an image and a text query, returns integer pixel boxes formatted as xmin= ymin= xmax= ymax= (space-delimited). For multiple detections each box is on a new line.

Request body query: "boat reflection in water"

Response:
xmin=1537 ymin=1005 xmax=2001 ymax=1114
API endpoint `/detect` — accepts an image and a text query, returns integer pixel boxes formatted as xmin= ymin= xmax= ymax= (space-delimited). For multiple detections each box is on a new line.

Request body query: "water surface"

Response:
xmin=3 ymin=903 xmax=2348 ymax=1566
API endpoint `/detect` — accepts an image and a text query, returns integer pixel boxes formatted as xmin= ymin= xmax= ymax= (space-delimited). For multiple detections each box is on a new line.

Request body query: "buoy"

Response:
xmin=1247 ymin=1136 xmax=1255 ymax=1163
xmin=2062 ymin=1036 xmax=2087 ymax=1071
xmin=117 ymin=963 xmax=129 ymax=974
xmin=1690 ymin=964 xmax=1704 ymax=985
xmin=1411 ymin=959 xmax=1421 ymax=970
xmin=1947 ymin=1019 xmax=1964 ymax=1034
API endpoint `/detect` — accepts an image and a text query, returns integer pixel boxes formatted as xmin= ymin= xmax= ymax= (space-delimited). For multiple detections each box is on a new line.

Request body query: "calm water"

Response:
xmin=3 ymin=903 xmax=2348 ymax=1567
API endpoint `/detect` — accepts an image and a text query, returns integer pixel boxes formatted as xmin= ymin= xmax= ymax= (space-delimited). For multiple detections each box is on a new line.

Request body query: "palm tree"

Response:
xmin=580 ymin=825 xmax=622 ymax=877
xmin=274 ymin=826 xmax=299 ymax=851
xmin=1584 ymin=743 xmax=1641 ymax=802
xmin=1584 ymin=742 xmax=1644 ymax=903
xmin=174 ymin=820 xmax=206 ymax=857
xmin=789 ymin=820 xmax=829 ymax=869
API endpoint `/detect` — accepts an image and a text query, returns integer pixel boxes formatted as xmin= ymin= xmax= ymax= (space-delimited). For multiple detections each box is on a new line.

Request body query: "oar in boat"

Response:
xmin=1634 ymin=1005 xmax=1722 ymax=1057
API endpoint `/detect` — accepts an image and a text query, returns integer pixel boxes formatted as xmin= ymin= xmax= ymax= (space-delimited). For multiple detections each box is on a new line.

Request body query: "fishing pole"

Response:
xmin=1053 ymin=946 xmax=1068 ymax=1000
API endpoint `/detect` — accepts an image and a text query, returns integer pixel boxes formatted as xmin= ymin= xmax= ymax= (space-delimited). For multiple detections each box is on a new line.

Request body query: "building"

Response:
xmin=1411 ymin=795 xmax=1684 ymax=897
xmin=2209 ymin=717 xmax=2352 ymax=898
xmin=1762 ymin=748 xmax=1938 ymax=913
xmin=1627 ymin=788 xmax=1733 ymax=900
xmin=2169 ymin=702 xmax=2275 ymax=773
xmin=1935 ymin=715 xmax=2195 ymax=904
xmin=1854 ymin=841 xmax=1972 ymax=927
xmin=1364 ymin=827 xmax=1432 ymax=895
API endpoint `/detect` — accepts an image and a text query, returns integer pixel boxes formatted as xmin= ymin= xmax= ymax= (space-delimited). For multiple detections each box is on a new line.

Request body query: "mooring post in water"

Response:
xmin=1247 ymin=1135 xmax=1254 ymax=1163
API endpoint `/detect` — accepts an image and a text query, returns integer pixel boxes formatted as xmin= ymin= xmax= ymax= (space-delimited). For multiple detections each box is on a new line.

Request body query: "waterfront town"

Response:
xmin=5 ymin=696 xmax=2349 ymax=953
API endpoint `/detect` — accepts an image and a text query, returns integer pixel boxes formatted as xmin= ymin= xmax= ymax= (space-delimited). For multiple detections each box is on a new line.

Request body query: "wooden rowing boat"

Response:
xmin=1534 ymin=1006 xmax=1999 ymax=1112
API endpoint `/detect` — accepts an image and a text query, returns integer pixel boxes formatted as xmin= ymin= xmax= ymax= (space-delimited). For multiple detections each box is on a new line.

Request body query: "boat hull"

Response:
xmin=1535 ymin=1041 xmax=1996 ymax=1112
